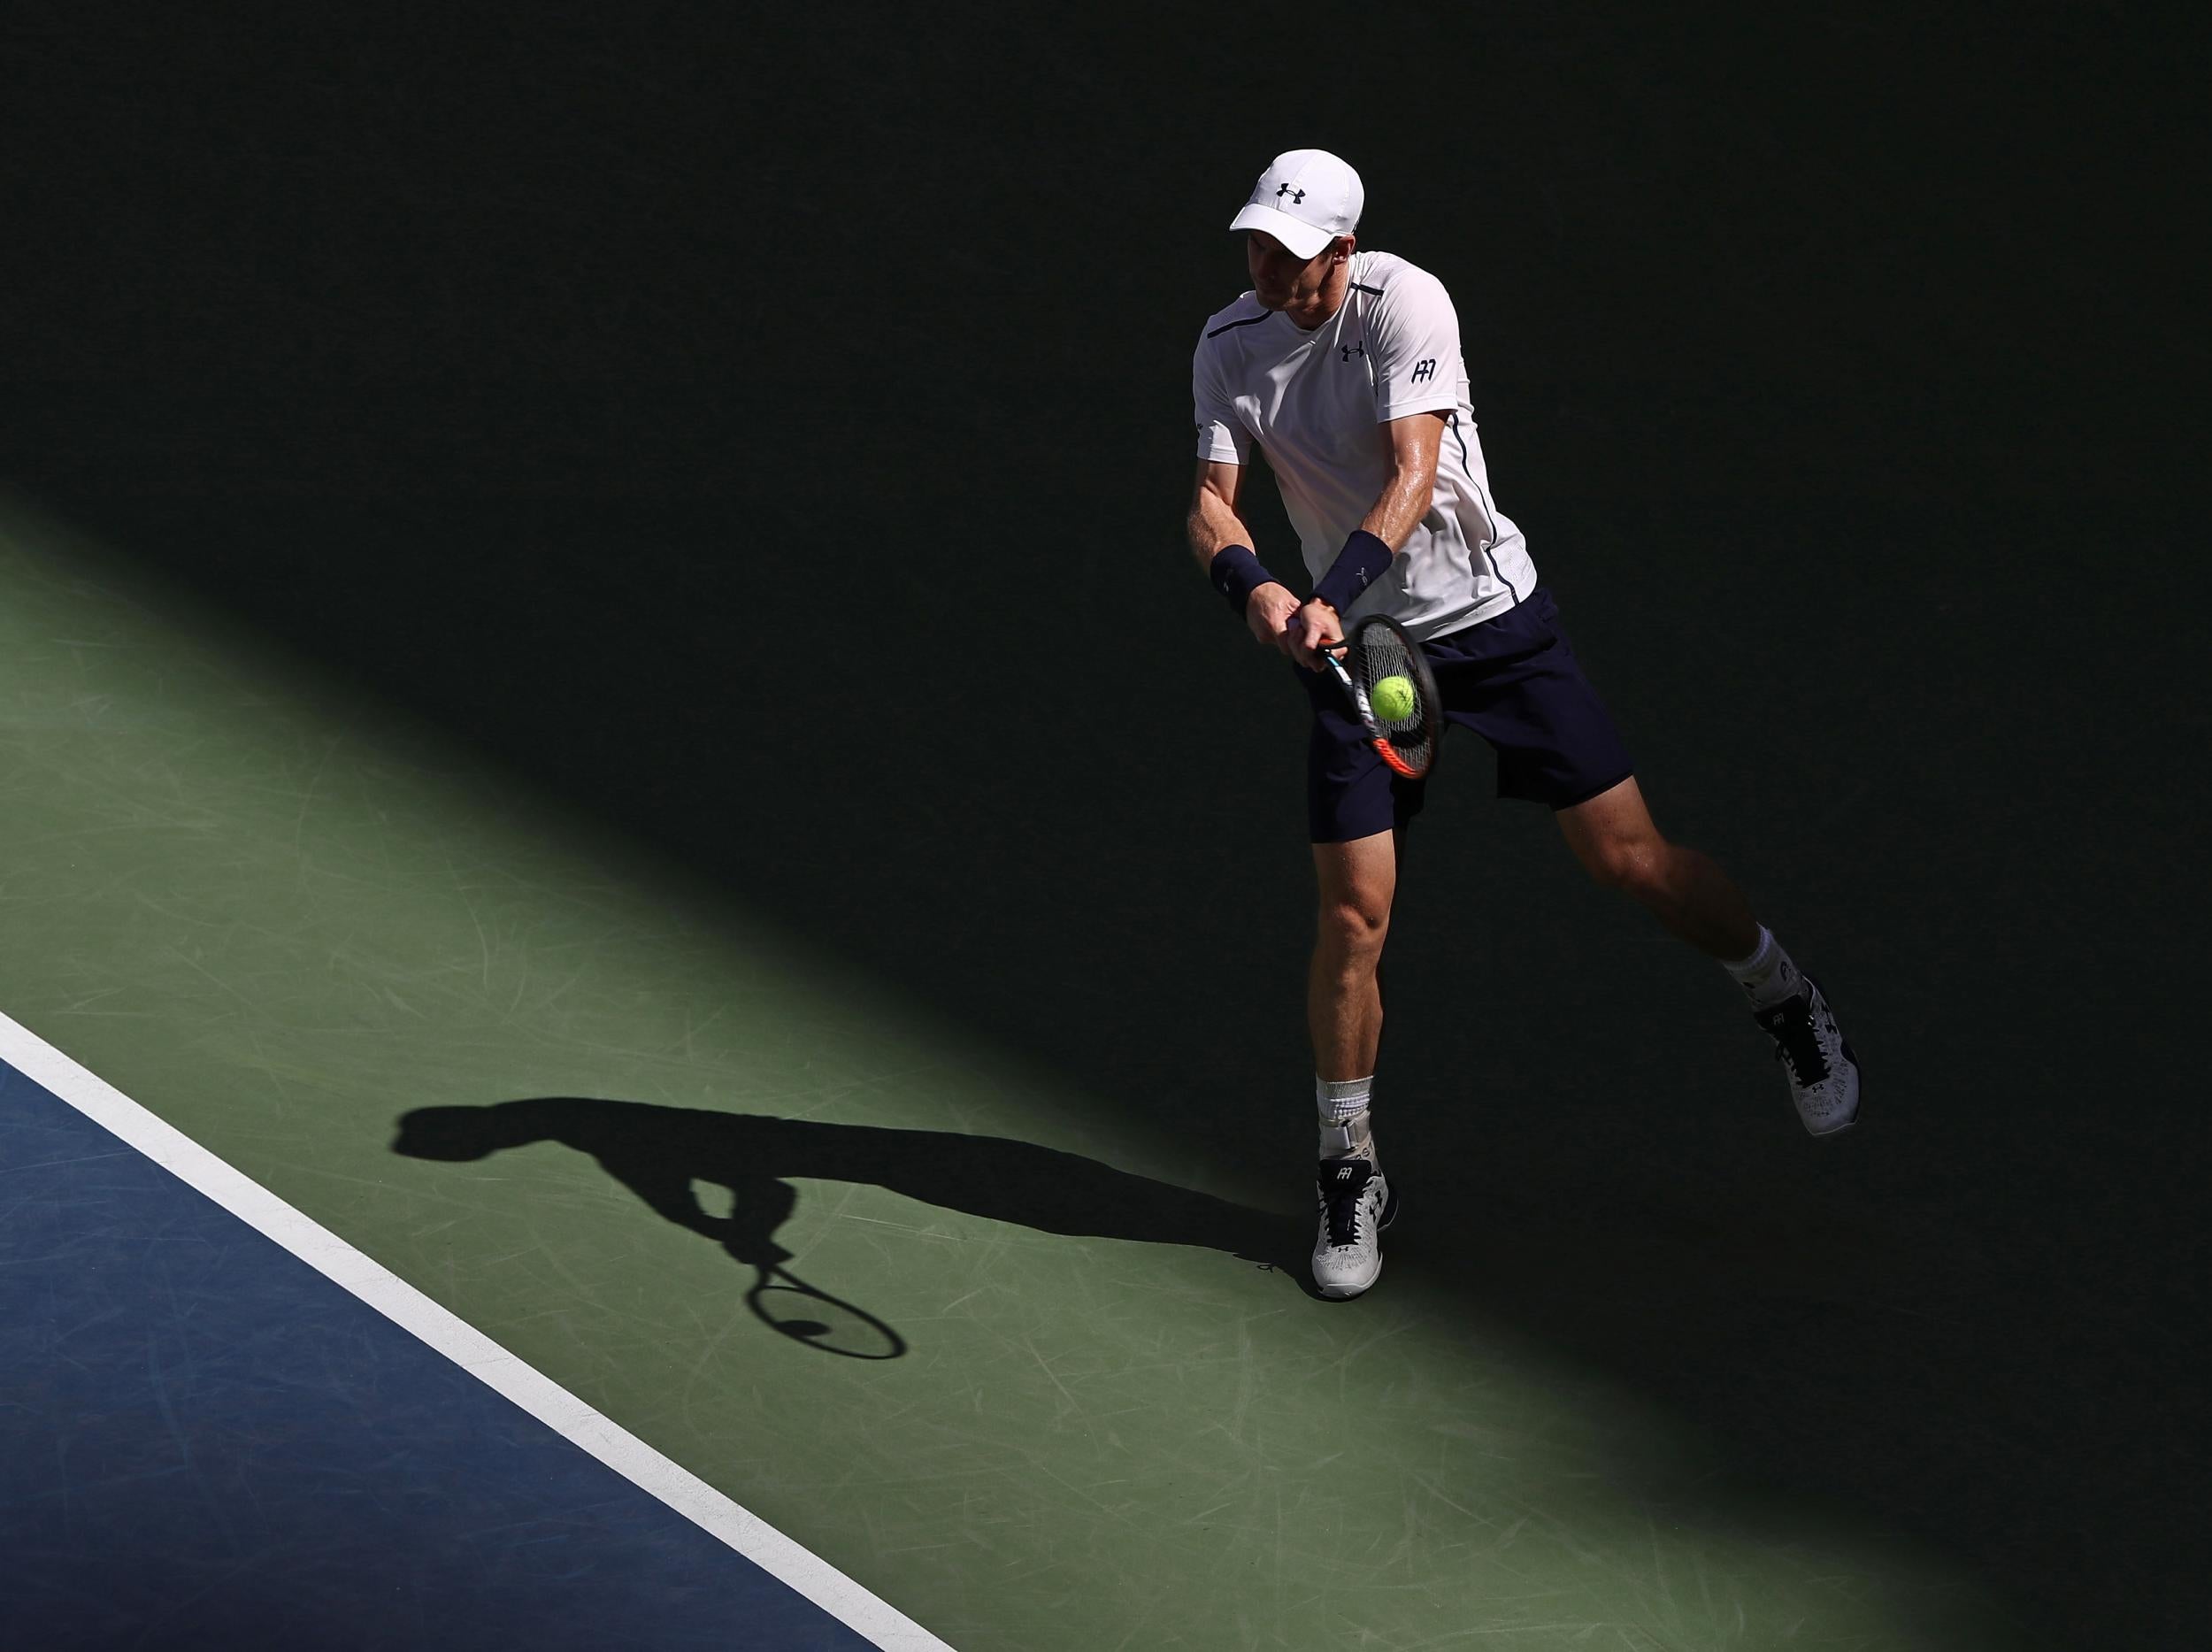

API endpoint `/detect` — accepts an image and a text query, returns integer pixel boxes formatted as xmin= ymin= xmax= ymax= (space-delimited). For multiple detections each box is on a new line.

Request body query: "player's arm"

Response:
xmin=1280 ymin=412 xmax=1447 ymax=666
xmin=1189 ymin=459 xmax=1302 ymax=648
xmin=1358 ymin=411 xmax=1447 ymax=549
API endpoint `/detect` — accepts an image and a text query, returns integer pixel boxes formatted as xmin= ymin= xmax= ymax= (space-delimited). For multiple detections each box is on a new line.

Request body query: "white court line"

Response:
xmin=0 ymin=1008 xmax=956 ymax=1652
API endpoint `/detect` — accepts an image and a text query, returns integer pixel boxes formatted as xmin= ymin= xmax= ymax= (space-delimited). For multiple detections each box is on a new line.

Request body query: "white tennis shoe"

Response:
xmin=1312 ymin=1154 xmax=1397 ymax=1299
xmin=1755 ymin=974 xmax=1861 ymax=1135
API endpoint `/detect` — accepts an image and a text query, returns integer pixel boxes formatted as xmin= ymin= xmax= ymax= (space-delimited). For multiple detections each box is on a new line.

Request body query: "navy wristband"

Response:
xmin=1209 ymin=544 xmax=1273 ymax=617
xmin=1310 ymin=529 xmax=1394 ymax=615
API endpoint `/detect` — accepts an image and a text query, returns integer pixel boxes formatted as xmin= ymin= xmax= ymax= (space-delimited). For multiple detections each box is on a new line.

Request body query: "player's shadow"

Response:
xmin=392 ymin=1097 xmax=1308 ymax=1358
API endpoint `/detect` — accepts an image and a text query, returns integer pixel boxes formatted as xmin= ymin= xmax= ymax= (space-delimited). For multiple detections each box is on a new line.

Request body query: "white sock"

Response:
xmin=1722 ymin=926 xmax=1803 ymax=1010
xmin=1317 ymin=1075 xmax=1376 ymax=1161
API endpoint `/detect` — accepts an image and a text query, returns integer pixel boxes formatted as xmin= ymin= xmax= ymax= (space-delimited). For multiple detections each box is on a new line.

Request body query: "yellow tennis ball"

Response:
xmin=1370 ymin=674 xmax=1416 ymax=722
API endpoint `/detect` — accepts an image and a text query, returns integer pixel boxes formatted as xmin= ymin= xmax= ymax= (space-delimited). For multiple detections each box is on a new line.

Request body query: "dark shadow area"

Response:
xmin=9 ymin=4 xmax=2207 ymax=1646
xmin=393 ymin=1097 xmax=1308 ymax=1357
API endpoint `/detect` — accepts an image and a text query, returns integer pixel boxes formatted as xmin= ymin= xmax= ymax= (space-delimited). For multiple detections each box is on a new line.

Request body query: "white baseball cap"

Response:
xmin=1229 ymin=150 xmax=1363 ymax=258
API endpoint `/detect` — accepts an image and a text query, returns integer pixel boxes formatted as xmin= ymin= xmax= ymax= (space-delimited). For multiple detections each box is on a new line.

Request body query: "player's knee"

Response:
xmin=1317 ymin=895 xmax=1390 ymax=959
xmin=1585 ymin=835 xmax=1663 ymax=896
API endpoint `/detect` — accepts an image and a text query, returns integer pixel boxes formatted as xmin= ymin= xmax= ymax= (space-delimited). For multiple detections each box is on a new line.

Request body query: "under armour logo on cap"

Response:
xmin=1276 ymin=183 xmax=1307 ymax=204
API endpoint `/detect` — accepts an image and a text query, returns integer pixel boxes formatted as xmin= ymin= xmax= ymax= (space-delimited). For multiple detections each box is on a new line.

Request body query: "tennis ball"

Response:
xmin=1370 ymin=674 xmax=1416 ymax=722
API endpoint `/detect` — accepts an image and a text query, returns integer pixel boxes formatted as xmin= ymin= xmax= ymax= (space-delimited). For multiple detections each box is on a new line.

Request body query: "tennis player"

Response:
xmin=1188 ymin=150 xmax=1860 ymax=1301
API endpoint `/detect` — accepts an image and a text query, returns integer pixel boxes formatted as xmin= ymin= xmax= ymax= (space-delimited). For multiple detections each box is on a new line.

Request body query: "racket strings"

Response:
xmin=1354 ymin=631 xmax=1418 ymax=729
xmin=1352 ymin=626 xmax=1435 ymax=772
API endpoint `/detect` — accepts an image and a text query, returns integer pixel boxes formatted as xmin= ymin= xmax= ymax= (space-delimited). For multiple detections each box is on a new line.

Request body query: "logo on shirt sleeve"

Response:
xmin=1409 ymin=359 xmax=1437 ymax=383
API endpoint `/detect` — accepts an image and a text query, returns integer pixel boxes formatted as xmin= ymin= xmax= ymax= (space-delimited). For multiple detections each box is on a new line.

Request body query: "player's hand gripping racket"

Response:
xmin=1317 ymin=614 xmax=1444 ymax=780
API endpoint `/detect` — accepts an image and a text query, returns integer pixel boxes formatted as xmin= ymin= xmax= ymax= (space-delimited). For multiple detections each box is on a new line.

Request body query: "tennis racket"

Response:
xmin=1317 ymin=614 xmax=1444 ymax=780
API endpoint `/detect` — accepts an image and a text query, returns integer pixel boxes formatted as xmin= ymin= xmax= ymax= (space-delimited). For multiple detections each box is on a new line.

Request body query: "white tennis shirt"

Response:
xmin=1193 ymin=250 xmax=1538 ymax=642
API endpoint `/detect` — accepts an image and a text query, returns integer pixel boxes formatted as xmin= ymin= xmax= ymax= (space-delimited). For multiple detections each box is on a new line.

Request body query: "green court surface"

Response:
xmin=0 ymin=500 xmax=2081 ymax=1652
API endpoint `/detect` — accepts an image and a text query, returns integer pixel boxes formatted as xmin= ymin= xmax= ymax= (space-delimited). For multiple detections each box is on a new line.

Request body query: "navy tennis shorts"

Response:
xmin=1299 ymin=584 xmax=1635 ymax=842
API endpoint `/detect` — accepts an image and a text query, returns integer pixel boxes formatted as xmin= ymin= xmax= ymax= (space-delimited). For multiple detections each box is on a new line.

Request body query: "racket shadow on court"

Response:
xmin=392 ymin=1097 xmax=1311 ymax=1358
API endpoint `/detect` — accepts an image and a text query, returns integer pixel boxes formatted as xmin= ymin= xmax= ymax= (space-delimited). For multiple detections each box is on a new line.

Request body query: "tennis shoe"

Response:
xmin=1312 ymin=1155 xmax=1397 ymax=1299
xmin=1755 ymin=973 xmax=1861 ymax=1135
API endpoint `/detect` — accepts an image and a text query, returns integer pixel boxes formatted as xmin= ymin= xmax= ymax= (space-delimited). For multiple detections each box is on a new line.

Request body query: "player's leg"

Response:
xmin=1554 ymin=776 xmax=1756 ymax=958
xmin=1556 ymin=776 xmax=1860 ymax=1133
xmin=1299 ymin=652 xmax=1413 ymax=1302
xmin=1309 ymin=828 xmax=1395 ymax=1084
xmin=1307 ymin=829 xmax=1402 ymax=1298
xmin=1425 ymin=583 xmax=1860 ymax=1136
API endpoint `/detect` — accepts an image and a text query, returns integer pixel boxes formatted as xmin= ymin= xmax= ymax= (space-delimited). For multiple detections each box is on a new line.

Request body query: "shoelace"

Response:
xmin=1763 ymin=999 xmax=1832 ymax=1087
xmin=1319 ymin=1163 xmax=1374 ymax=1249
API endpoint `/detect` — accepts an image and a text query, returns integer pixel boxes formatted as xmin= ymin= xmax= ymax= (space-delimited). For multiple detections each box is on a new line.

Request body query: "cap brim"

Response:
xmin=1229 ymin=203 xmax=1334 ymax=259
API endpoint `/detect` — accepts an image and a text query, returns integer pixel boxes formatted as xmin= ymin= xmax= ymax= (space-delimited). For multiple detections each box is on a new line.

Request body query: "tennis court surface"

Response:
xmin=5 ymin=7 xmax=2202 ymax=1647
xmin=0 ymin=497 xmax=2126 ymax=1650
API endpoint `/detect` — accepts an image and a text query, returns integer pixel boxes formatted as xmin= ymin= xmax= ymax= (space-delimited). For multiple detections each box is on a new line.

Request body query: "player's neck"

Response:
xmin=1282 ymin=262 xmax=1351 ymax=332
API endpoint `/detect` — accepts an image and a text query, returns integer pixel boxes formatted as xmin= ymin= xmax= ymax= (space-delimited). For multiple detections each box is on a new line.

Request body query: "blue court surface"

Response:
xmin=1 ymin=1058 xmax=882 ymax=1652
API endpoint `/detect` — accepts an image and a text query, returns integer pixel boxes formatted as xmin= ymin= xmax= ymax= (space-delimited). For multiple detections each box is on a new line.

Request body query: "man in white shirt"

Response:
xmin=1187 ymin=150 xmax=1860 ymax=1301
